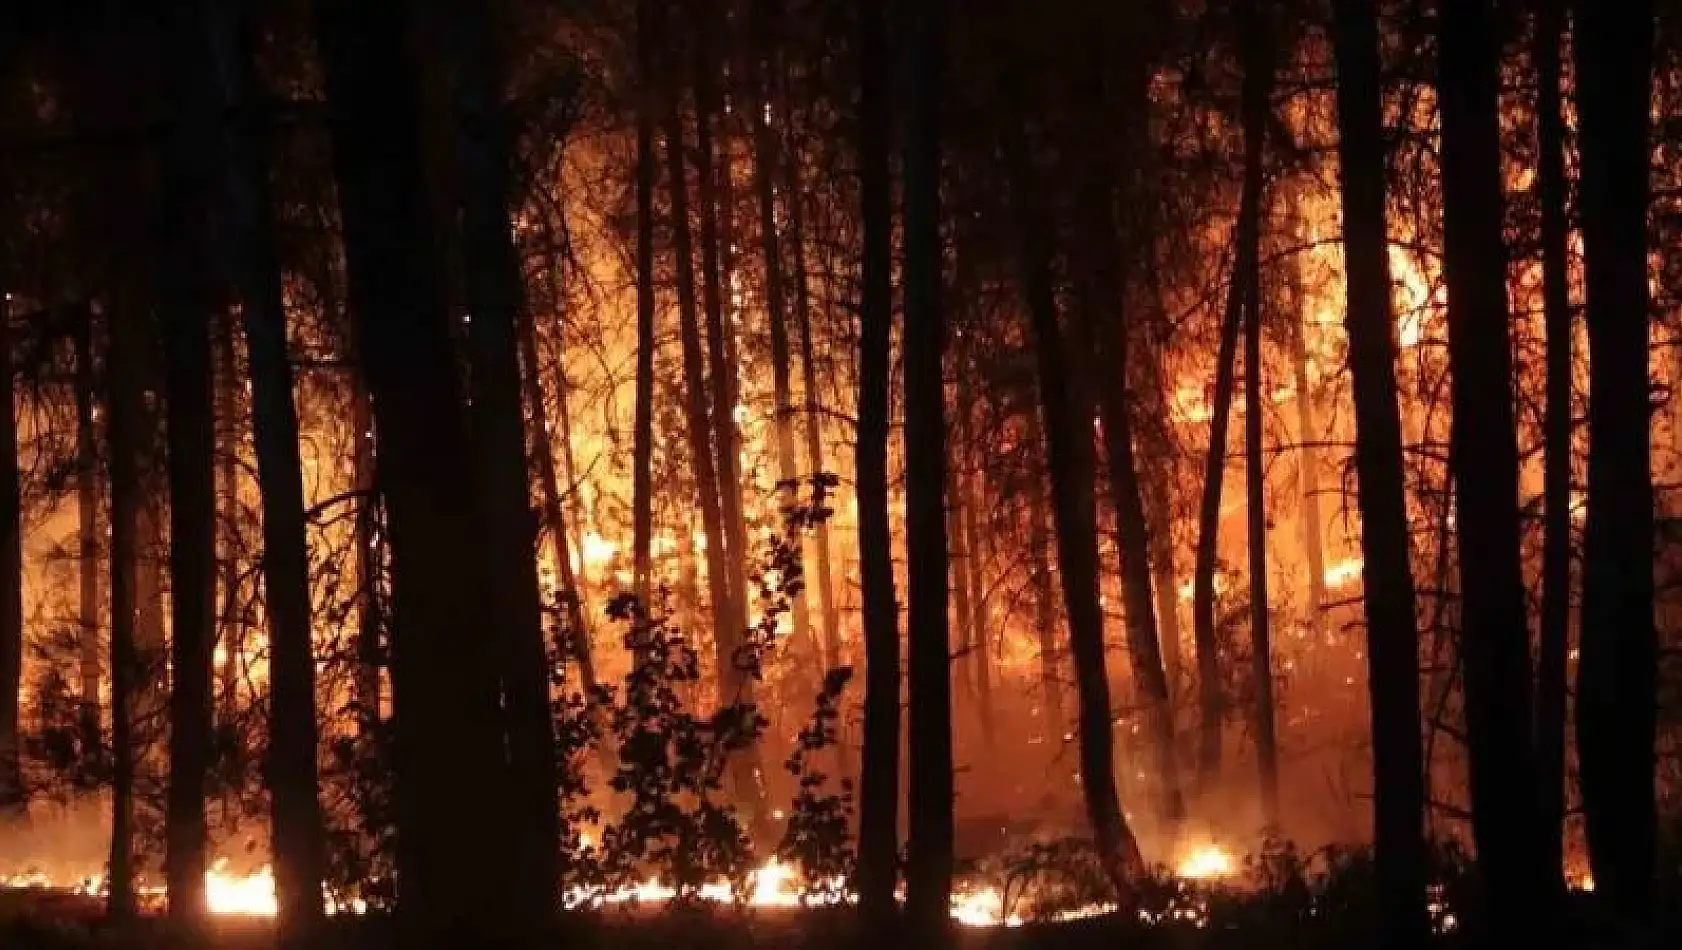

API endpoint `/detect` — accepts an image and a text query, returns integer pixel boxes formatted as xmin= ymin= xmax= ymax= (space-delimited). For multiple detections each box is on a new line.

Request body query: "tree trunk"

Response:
xmin=1190 ymin=204 xmax=1245 ymax=791
xmin=440 ymin=0 xmax=564 ymax=924
xmin=1572 ymin=0 xmax=1656 ymax=923
xmin=159 ymin=14 xmax=219 ymax=916
xmin=1004 ymin=117 xmax=1145 ymax=897
xmin=214 ymin=320 xmax=241 ymax=728
xmin=1330 ymin=3 xmax=1429 ymax=947
xmin=1532 ymin=0 xmax=1572 ymax=891
xmin=786 ymin=133 xmax=846 ymax=767
xmin=352 ymin=384 xmax=381 ymax=736
xmin=691 ymin=0 xmax=752 ymax=653
xmin=1067 ymin=41 xmax=1184 ymax=825
xmin=208 ymin=6 xmax=328 ymax=935
xmin=902 ymin=0 xmax=954 ymax=932
xmin=1025 ymin=412 xmax=1065 ymax=727
xmin=105 ymin=298 xmax=144 ymax=923
xmin=960 ymin=468 xmax=995 ymax=749
xmin=1236 ymin=0 xmax=1279 ymax=824
xmin=630 ymin=0 xmax=658 ymax=599
xmin=1438 ymin=0 xmax=1553 ymax=925
xmin=745 ymin=0 xmax=813 ymax=678
xmin=855 ymin=0 xmax=901 ymax=921
xmin=0 ymin=296 xmax=24 ymax=818
xmin=314 ymin=0 xmax=513 ymax=938
xmin=75 ymin=305 xmax=102 ymax=762
xmin=1289 ymin=300 xmax=1326 ymax=640
xmin=520 ymin=311 xmax=596 ymax=691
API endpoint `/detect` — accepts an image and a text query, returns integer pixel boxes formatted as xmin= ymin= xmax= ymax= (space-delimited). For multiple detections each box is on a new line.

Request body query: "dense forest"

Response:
xmin=0 ymin=0 xmax=1678 ymax=948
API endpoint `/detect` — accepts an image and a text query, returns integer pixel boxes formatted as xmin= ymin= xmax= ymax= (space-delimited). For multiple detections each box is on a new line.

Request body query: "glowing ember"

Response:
xmin=1175 ymin=844 xmax=1236 ymax=881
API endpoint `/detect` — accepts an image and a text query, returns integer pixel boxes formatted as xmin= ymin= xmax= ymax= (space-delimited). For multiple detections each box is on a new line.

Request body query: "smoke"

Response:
xmin=0 ymin=794 xmax=112 ymax=881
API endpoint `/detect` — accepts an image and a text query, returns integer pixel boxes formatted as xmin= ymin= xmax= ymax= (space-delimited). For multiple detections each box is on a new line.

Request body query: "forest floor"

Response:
xmin=2 ymin=879 xmax=1674 ymax=949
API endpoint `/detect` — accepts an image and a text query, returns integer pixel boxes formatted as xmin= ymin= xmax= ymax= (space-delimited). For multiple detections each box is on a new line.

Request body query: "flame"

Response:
xmin=1322 ymin=557 xmax=1363 ymax=590
xmin=1175 ymin=844 xmax=1236 ymax=881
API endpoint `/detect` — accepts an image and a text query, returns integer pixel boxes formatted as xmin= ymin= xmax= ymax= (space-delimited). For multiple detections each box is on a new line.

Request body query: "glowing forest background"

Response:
xmin=0 ymin=0 xmax=1679 ymax=947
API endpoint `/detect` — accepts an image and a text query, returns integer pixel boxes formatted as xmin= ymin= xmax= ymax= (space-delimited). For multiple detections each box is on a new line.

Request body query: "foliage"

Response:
xmin=775 ymin=665 xmax=855 ymax=905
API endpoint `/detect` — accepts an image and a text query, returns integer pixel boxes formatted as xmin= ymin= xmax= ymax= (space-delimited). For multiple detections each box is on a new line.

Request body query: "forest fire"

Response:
xmin=0 ymin=0 xmax=1676 ymax=946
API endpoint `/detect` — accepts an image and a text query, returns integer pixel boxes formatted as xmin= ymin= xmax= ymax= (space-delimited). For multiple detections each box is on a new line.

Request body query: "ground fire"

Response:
xmin=0 ymin=0 xmax=1677 ymax=948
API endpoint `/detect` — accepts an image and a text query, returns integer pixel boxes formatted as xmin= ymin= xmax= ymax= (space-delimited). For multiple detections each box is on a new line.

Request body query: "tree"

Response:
xmin=1236 ymin=0 xmax=1280 ymax=825
xmin=854 ymin=0 xmax=901 ymax=925
xmin=1064 ymin=11 xmax=1183 ymax=823
xmin=1573 ymin=0 xmax=1657 ymax=923
xmin=313 ymin=0 xmax=514 ymax=937
xmin=1437 ymin=0 xmax=1552 ymax=925
xmin=204 ymin=1 xmax=327 ymax=935
xmin=1532 ymin=0 xmax=1573 ymax=888
xmin=159 ymin=5 xmax=220 ymax=916
xmin=0 ymin=295 xmax=22 ymax=819
xmin=630 ymin=0 xmax=658 ymax=599
xmin=437 ymin=0 xmax=565 ymax=923
xmin=1330 ymin=3 xmax=1428 ymax=948
xmin=1004 ymin=101 xmax=1145 ymax=897
xmin=902 ymin=0 xmax=954 ymax=934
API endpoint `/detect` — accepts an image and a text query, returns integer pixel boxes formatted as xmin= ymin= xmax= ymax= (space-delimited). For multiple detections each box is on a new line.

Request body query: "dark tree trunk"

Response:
xmin=664 ymin=54 xmax=732 ymax=722
xmin=0 ymin=297 xmax=23 ymax=818
xmin=314 ymin=0 xmax=513 ymax=939
xmin=159 ymin=11 xmax=219 ymax=916
xmin=1236 ymin=0 xmax=1278 ymax=823
xmin=352 ymin=384 xmax=381 ymax=736
xmin=520 ymin=312 xmax=596 ymax=691
xmin=745 ymin=0 xmax=813 ymax=676
xmin=1025 ymin=411 xmax=1064 ymax=726
xmin=1573 ymin=0 xmax=1656 ymax=922
xmin=1438 ymin=0 xmax=1553 ymax=925
xmin=75 ymin=305 xmax=103 ymax=762
xmin=855 ymin=0 xmax=902 ymax=923
xmin=691 ymin=0 xmax=752 ymax=654
xmin=439 ymin=0 xmax=563 ymax=924
xmin=1004 ymin=117 xmax=1145 ymax=896
xmin=631 ymin=0 xmax=658 ymax=598
xmin=106 ymin=300 xmax=144 ymax=923
xmin=207 ymin=6 xmax=327 ymax=936
xmin=214 ymin=320 xmax=241 ymax=730
xmin=1289 ymin=302 xmax=1326 ymax=640
xmin=786 ymin=134 xmax=846 ymax=765
xmin=1330 ymin=3 xmax=1429 ymax=947
xmin=1067 ymin=39 xmax=1184 ymax=825
xmin=1190 ymin=196 xmax=1246 ymax=791
xmin=902 ymin=0 xmax=953 ymax=933
xmin=1532 ymin=0 xmax=1572 ymax=890
xmin=960 ymin=467 xmax=994 ymax=749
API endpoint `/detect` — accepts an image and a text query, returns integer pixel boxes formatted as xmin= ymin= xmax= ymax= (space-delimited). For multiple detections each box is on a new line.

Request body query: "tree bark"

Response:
xmin=314 ymin=0 xmax=514 ymax=938
xmin=207 ymin=4 xmax=327 ymax=935
xmin=159 ymin=10 xmax=219 ymax=916
xmin=630 ymin=0 xmax=658 ymax=599
xmin=1330 ymin=3 xmax=1429 ymax=947
xmin=438 ymin=0 xmax=564 ymax=924
xmin=1026 ymin=412 xmax=1065 ymax=728
xmin=1190 ymin=203 xmax=1246 ymax=791
xmin=1289 ymin=297 xmax=1326 ymax=640
xmin=1066 ymin=38 xmax=1184 ymax=825
xmin=0 ymin=296 xmax=24 ymax=818
xmin=1573 ymin=0 xmax=1657 ymax=923
xmin=105 ymin=297 xmax=144 ymax=923
xmin=1005 ymin=115 xmax=1145 ymax=897
xmin=745 ymin=0 xmax=813 ymax=676
xmin=902 ymin=0 xmax=954 ymax=932
xmin=1438 ymin=0 xmax=1553 ymax=925
xmin=855 ymin=0 xmax=901 ymax=922
xmin=519 ymin=311 xmax=596 ymax=691
xmin=691 ymin=0 xmax=752 ymax=652
xmin=1532 ymin=0 xmax=1572 ymax=891
xmin=1236 ymin=0 xmax=1279 ymax=824
xmin=75 ymin=305 xmax=102 ymax=762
